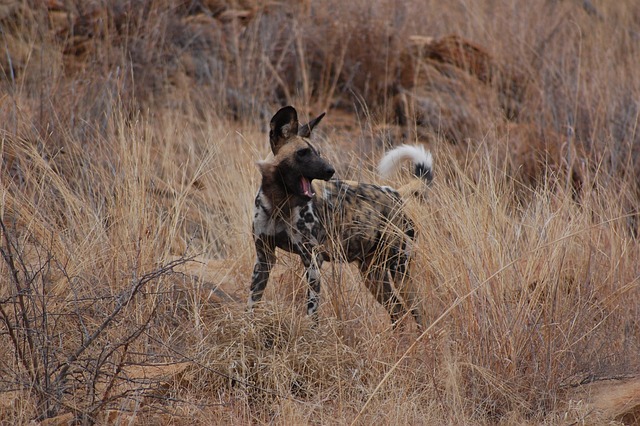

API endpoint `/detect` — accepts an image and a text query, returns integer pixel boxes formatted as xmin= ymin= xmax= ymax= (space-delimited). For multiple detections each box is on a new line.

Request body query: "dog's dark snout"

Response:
xmin=325 ymin=166 xmax=335 ymax=179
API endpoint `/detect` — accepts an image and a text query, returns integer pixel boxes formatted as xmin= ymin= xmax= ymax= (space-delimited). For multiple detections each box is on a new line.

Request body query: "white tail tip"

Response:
xmin=377 ymin=144 xmax=433 ymax=179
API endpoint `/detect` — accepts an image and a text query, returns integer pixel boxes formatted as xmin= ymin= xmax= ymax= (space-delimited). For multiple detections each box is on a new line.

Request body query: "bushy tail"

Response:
xmin=378 ymin=144 xmax=433 ymax=183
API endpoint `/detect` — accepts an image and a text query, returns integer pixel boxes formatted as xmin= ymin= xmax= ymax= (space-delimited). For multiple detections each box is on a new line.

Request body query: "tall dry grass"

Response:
xmin=1 ymin=0 xmax=639 ymax=424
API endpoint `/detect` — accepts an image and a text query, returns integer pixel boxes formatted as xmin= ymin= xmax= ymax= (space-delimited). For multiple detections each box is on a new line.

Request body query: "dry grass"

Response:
xmin=1 ymin=0 xmax=639 ymax=424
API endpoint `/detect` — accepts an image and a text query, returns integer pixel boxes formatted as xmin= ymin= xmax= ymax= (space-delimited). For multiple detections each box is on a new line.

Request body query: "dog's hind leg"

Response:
xmin=389 ymin=238 xmax=424 ymax=328
xmin=360 ymin=259 xmax=407 ymax=327
xmin=391 ymin=268 xmax=424 ymax=329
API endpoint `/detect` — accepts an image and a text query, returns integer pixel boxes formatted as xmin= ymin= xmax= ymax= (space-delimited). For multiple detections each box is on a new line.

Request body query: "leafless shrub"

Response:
xmin=0 ymin=215 xmax=195 ymax=423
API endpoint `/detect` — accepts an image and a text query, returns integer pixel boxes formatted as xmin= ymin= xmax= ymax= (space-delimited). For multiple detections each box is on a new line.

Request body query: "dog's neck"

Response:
xmin=259 ymin=163 xmax=309 ymax=218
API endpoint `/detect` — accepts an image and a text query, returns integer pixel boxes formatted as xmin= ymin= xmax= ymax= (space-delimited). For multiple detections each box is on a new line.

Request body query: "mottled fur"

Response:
xmin=248 ymin=106 xmax=433 ymax=327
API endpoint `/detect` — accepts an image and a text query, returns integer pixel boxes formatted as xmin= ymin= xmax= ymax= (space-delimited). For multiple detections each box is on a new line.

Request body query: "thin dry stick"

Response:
xmin=321 ymin=33 xmax=349 ymax=112
xmin=294 ymin=21 xmax=310 ymax=107
xmin=263 ymin=54 xmax=292 ymax=104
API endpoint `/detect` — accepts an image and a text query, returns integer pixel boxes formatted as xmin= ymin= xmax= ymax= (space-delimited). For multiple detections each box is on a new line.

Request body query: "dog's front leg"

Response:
xmin=299 ymin=247 xmax=323 ymax=322
xmin=248 ymin=236 xmax=276 ymax=310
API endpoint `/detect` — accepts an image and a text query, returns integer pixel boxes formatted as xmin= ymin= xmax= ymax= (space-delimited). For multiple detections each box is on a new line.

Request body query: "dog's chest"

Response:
xmin=253 ymin=191 xmax=324 ymax=250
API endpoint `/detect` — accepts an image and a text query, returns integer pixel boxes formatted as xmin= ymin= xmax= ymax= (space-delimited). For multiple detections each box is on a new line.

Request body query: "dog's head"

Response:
xmin=259 ymin=106 xmax=335 ymax=200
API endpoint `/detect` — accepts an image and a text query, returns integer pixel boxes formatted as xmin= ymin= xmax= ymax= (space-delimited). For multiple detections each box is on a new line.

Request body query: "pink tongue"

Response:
xmin=300 ymin=177 xmax=314 ymax=197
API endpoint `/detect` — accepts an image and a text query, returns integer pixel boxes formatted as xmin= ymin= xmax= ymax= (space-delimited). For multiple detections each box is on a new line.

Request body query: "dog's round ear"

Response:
xmin=270 ymin=106 xmax=299 ymax=155
xmin=298 ymin=112 xmax=326 ymax=138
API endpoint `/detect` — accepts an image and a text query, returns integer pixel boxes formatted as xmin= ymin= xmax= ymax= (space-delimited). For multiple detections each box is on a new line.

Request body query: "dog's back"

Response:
xmin=311 ymin=179 xmax=413 ymax=263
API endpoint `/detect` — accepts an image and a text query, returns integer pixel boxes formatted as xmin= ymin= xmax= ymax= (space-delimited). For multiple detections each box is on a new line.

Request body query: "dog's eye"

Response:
xmin=297 ymin=148 xmax=311 ymax=157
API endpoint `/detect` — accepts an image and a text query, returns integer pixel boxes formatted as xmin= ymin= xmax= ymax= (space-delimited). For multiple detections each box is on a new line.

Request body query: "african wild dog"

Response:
xmin=248 ymin=106 xmax=433 ymax=327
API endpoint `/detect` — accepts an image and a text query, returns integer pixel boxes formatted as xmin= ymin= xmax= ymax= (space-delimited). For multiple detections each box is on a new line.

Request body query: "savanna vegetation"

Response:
xmin=1 ymin=0 xmax=639 ymax=424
